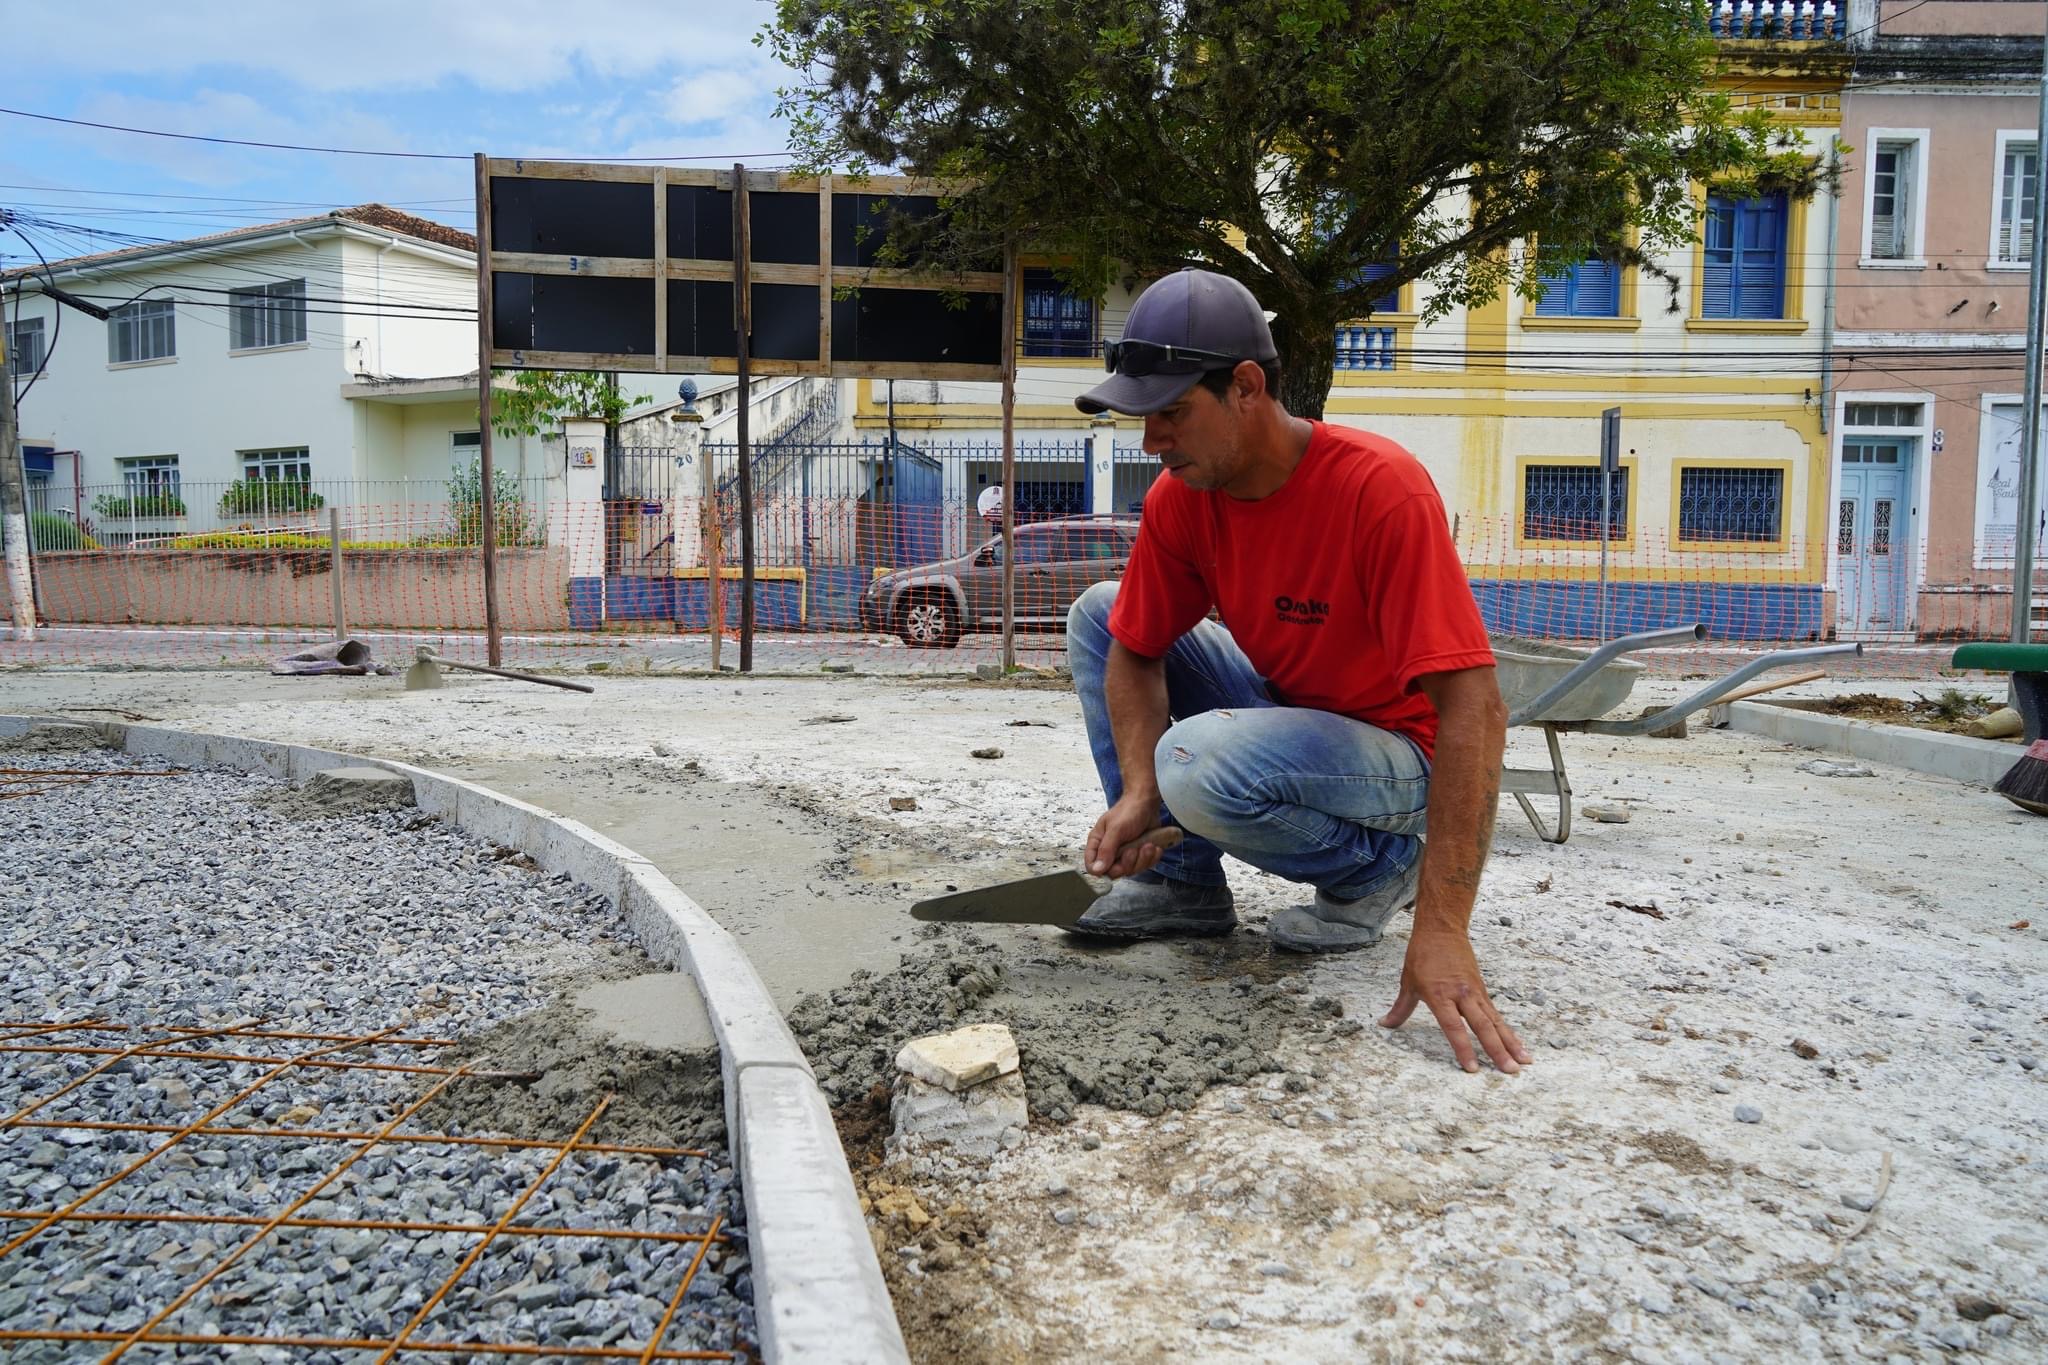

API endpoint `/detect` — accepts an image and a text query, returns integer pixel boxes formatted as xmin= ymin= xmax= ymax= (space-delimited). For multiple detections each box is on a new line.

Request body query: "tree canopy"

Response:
xmin=767 ymin=0 xmax=1834 ymax=416
xmin=486 ymin=370 xmax=630 ymax=441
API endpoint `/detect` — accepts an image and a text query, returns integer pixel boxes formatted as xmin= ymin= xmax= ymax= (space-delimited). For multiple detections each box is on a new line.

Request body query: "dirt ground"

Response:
xmin=1803 ymin=688 xmax=2025 ymax=743
xmin=0 ymin=667 xmax=2041 ymax=1362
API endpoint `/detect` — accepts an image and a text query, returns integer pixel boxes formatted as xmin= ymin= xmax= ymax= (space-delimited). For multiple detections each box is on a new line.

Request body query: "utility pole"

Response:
xmin=2016 ymin=26 xmax=2048 ymax=643
xmin=0 ymin=344 xmax=35 ymax=642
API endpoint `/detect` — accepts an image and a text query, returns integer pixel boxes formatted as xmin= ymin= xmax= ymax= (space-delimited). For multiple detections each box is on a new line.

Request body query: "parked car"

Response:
xmin=860 ymin=514 xmax=1141 ymax=647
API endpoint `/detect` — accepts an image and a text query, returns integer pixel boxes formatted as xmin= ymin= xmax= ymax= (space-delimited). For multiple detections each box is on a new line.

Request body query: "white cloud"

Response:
xmin=15 ymin=0 xmax=788 ymax=94
xmin=664 ymin=67 xmax=770 ymax=127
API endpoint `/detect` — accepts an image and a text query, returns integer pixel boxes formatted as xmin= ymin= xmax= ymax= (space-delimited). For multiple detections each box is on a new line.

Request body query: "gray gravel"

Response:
xmin=0 ymin=746 xmax=753 ymax=1361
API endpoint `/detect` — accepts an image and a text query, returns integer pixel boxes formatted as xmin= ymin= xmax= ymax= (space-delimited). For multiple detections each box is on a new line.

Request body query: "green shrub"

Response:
xmin=162 ymin=534 xmax=448 ymax=551
xmin=446 ymin=457 xmax=543 ymax=547
xmin=217 ymin=479 xmax=326 ymax=517
xmin=30 ymin=513 xmax=99 ymax=550
xmin=91 ymin=492 xmax=187 ymax=519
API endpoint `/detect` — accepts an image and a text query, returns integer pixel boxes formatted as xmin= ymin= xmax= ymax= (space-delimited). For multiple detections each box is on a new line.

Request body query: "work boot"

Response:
xmin=1266 ymin=857 xmax=1421 ymax=954
xmin=1066 ymin=873 xmax=1236 ymax=941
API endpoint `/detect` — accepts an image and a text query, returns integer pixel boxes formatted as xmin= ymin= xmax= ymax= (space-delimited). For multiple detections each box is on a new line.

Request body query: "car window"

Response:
xmin=1014 ymin=528 xmax=1066 ymax=565
xmin=1072 ymin=528 xmax=1128 ymax=561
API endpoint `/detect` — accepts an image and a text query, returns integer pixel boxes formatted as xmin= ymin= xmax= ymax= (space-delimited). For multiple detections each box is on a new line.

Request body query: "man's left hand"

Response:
xmin=1379 ymin=927 xmax=1531 ymax=1074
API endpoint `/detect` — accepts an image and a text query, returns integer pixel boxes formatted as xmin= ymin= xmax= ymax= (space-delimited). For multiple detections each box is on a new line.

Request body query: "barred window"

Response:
xmin=230 ymin=279 xmax=308 ymax=349
xmin=1021 ymin=269 xmax=1094 ymax=358
xmin=1522 ymin=464 xmax=1628 ymax=542
xmin=109 ymin=299 xmax=176 ymax=363
xmin=1677 ymin=466 xmax=1784 ymax=544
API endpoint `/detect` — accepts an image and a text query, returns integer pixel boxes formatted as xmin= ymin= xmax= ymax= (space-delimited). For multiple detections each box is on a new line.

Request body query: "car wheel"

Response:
xmin=897 ymin=592 xmax=961 ymax=649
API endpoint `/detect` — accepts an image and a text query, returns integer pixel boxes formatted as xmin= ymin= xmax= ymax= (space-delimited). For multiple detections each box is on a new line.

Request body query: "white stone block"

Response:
xmin=891 ymin=1072 xmax=1028 ymax=1159
xmin=894 ymin=1022 xmax=1019 ymax=1093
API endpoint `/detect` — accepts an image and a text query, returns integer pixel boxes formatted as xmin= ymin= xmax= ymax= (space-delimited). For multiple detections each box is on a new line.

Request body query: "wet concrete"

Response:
xmin=573 ymin=971 xmax=715 ymax=1052
xmin=440 ymin=755 xmax=1070 ymax=1008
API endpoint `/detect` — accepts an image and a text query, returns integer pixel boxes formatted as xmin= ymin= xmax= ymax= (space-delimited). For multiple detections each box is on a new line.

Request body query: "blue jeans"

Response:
xmin=1067 ymin=581 xmax=1429 ymax=899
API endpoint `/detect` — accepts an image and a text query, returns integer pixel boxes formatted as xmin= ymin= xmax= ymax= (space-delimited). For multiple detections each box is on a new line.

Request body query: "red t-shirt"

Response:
xmin=1107 ymin=422 xmax=1494 ymax=758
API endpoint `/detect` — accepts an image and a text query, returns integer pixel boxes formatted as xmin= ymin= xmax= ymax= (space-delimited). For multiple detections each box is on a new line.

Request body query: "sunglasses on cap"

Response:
xmin=1103 ymin=339 xmax=1244 ymax=377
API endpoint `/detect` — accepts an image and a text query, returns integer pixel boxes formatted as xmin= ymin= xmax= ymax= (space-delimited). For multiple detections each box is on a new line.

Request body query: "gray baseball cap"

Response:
xmin=1076 ymin=268 xmax=1279 ymax=416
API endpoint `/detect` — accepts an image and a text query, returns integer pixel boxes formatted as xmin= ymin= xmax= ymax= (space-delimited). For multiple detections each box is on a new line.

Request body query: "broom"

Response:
xmin=1995 ymin=739 xmax=2048 ymax=817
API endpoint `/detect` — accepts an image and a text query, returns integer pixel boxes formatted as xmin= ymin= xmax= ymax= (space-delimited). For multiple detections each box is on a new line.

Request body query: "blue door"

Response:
xmin=1838 ymin=440 xmax=1914 ymax=634
xmin=888 ymin=444 xmax=944 ymax=568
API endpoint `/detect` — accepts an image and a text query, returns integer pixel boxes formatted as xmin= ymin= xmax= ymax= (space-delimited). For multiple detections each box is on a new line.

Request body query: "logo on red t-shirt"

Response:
xmin=1273 ymin=594 xmax=1330 ymax=626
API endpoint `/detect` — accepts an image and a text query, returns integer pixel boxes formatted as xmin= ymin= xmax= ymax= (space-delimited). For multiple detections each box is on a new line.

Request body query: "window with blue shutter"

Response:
xmin=1022 ymin=268 xmax=1095 ymax=357
xmin=1701 ymin=192 xmax=1788 ymax=320
xmin=1356 ymin=258 xmax=1401 ymax=314
xmin=1533 ymin=259 xmax=1622 ymax=317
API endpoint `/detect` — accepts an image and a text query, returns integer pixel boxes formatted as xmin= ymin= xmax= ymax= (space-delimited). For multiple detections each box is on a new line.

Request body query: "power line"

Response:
xmin=0 ymin=106 xmax=798 ymax=164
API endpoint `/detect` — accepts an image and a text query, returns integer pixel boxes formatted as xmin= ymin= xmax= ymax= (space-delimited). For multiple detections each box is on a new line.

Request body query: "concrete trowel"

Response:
xmin=910 ymin=827 xmax=1183 ymax=927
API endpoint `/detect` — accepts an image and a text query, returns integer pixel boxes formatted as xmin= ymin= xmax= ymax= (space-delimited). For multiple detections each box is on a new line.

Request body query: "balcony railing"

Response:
xmin=1707 ymin=0 xmax=1843 ymax=41
xmin=1334 ymin=325 xmax=1398 ymax=372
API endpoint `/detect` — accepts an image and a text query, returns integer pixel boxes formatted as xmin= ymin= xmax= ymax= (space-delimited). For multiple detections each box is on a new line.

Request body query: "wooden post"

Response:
xmin=328 ymin=506 xmax=347 ymax=641
xmin=702 ymin=417 xmax=723 ymax=671
xmin=733 ymin=162 xmax=756 ymax=673
xmin=1000 ymin=241 xmax=1018 ymax=672
xmin=473 ymin=153 xmax=503 ymax=667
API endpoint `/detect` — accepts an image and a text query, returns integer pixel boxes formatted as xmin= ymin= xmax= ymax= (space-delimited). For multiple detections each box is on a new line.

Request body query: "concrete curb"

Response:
xmin=1713 ymin=699 xmax=2020 ymax=788
xmin=0 ymin=713 xmax=908 ymax=1365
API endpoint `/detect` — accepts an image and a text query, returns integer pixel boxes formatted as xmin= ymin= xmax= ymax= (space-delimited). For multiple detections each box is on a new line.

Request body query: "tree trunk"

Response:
xmin=1276 ymin=317 xmax=1336 ymax=421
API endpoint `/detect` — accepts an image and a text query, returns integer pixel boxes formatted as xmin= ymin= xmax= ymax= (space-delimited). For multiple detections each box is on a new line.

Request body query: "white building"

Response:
xmin=3 ymin=205 xmax=560 ymax=542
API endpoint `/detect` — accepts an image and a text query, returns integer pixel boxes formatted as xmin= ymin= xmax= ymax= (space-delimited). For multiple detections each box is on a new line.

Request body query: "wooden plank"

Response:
xmin=829 ymin=173 xmax=964 ymax=197
xmin=665 ymin=258 xmax=743 ymax=280
xmin=652 ymin=168 xmax=669 ymax=371
xmin=485 ymin=158 xmax=664 ymax=184
xmin=747 ymin=262 xmax=837 ymax=289
xmin=734 ymin=162 xmax=756 ymax=673
xmin=845 ymin=361 xmax=1006 ymax=382
xmin=473 ymin=153 xmax=503 ymax=668
xmin=818 ymin=173 xmax=834 ymax=373
xmin=489 ymin=348 xmax=1001 ymax=382
xmin=830 ymin=266 xmax=1005 ymax=293
xmin=488 ymin=251 xmax=655 ymax=279
xmin=1000 ymin=239 xmax=1017 ymax=672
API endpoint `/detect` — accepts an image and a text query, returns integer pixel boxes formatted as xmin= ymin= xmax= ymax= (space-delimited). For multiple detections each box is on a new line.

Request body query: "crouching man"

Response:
xmin=1066 ymin=268 xmax=1529 ymax=1076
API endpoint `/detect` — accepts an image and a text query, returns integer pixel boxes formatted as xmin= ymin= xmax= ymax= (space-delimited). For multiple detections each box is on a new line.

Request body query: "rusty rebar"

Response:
xmin=9 ymin=1116 xmax=702 ymax=1158
xmin=375 ymin=1095 xmax=615 ymax=1363
xmin=0 ymin=1329 xmax=733 ymax=1360
xmin=0 ymin=1206 xmax=728 ymax=1244
xmin=642 ymin=1213 xmax=727 ymax=1365
xmin=0 ymin=1024 xmax=406 ymax=1259
xmin=99 ymin=1065 xmax=473 ymax=1362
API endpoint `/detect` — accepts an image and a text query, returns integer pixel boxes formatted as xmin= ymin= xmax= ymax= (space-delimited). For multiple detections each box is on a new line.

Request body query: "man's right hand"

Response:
xmin=1085 ymin=794 xmax=1168 ymax=878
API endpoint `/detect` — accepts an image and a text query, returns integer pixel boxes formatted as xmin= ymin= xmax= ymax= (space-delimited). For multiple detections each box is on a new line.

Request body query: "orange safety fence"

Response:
xmin=3 ymin=484 xmax=2040 ymax=680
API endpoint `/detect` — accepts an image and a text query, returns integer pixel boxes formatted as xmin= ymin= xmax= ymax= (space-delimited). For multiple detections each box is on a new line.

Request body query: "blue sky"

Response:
xmin=0 ymin=0 xmax=802 ymax=269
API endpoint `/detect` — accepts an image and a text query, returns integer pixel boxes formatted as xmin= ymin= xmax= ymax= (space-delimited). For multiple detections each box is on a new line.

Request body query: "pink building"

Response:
xmin=1834 ymin=0 xmax=2047 ymax=640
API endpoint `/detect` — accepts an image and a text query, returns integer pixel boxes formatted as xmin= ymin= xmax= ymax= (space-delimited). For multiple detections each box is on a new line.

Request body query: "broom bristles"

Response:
xmin=1994 ymin=739 xmax=2048 ymax=815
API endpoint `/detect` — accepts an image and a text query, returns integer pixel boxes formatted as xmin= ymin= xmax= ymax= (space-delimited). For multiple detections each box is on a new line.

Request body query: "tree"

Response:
xmin=486 ymin=369 xmax=631 ymax=445
xmin=767 ymin=0 xmax=1836 ymax=417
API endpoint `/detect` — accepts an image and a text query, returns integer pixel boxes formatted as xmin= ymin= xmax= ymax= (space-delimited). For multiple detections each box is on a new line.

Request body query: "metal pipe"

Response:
xmin=1504 ymin=624 xmax=1707 ymax=728
xmin=418 ymin=648 xmax=595 ymax=694
xmin=1581 ymin=641 xmax=1863 ymax=736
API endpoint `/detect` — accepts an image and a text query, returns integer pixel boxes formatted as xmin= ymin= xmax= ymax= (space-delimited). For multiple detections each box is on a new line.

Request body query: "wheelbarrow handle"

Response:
xmin=1505 ymin=624 xmax=1707 ymax=728
xmin=1580 ymin=641 xmax=1863 ymax=737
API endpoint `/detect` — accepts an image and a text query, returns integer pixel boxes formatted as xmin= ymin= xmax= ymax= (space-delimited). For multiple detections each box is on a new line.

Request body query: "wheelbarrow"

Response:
xmin=1495 ymin=625 xmax=1862 ymax=843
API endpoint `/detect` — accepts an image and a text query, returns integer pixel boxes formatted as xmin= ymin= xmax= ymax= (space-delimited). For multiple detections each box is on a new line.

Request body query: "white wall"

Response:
xmin=9 ymin=224 xmax=482 ymax=513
